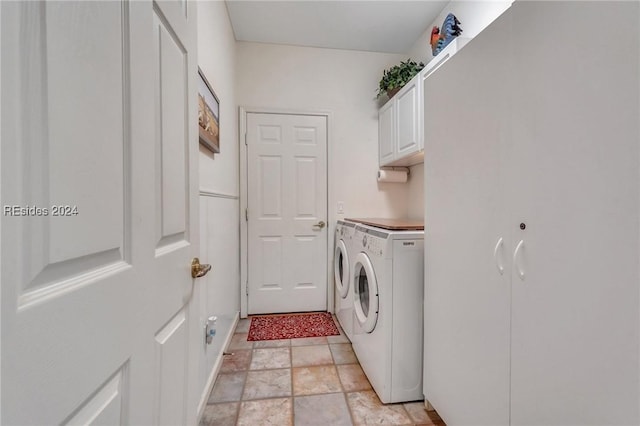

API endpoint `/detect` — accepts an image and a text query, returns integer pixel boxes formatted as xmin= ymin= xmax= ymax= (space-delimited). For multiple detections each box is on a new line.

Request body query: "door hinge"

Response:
xmin=244 ymin=132 xmax=247 ymax=145
xmin=245 ymin=208 xmax=248 ymax=221
xmin=246 ymin=281 xmax=249 ymax=296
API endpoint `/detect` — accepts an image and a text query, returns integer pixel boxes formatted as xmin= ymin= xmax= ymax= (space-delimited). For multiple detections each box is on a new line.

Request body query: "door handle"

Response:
xmin=493 ymin=237 xmax=504 ymax=275
xmin=513 ymin=240 xmax=525 ymax=280
xmin=312 ymin=221 xmax=326 ymax=230
xmin=191 ymin=258 xmax=212 ymax=278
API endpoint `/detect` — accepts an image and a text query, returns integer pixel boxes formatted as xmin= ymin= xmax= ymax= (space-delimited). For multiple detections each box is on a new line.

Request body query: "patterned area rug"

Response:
xmin=247 ymin=312 xmax=340 ymax=341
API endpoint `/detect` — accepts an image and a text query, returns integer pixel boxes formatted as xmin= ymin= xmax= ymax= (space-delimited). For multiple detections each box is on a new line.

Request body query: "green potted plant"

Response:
xmin=377 ymin=59 xmax=425 ymax=100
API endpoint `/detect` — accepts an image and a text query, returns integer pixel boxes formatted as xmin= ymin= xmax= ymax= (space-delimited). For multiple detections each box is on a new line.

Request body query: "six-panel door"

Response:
xmin=1 ymin=1 xmax=200 ymax=424
xmin=246 ymin=113 xmax=328 ymax=314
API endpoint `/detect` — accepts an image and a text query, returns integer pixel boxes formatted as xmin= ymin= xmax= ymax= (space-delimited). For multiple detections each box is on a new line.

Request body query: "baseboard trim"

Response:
xmin=196 ymin=311 xmax=240 ymax=422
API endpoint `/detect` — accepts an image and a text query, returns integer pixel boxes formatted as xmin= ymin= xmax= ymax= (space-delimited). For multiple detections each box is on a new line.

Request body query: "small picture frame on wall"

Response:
xmin=198 ymin=68 xmax=220 ymax=154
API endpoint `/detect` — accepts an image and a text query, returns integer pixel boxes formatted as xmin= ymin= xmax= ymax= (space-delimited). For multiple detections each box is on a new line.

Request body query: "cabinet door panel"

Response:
xmin=423 ymin=10 xmax=512 ymax=426
xmin=396 ymin=79 xmax=420 ymax=157
xmin=509 ymin=2 xmax=640 ymax=425
xmin=379 ymin=100 xmax=395 ymax=166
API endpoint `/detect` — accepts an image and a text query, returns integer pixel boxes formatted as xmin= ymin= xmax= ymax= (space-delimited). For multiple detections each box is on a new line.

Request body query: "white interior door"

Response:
xmin=246 ymin=113 xmax=328 ymax=315
xmin=1 ymin=1 xmax=200 ymax=425
xmin=423 ymin=10 xmax=512 ymax=425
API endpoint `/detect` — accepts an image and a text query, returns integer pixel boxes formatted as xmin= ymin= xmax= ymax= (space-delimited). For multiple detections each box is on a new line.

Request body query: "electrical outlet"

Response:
xmin=337 ymin=201 xmax=344 ymax=214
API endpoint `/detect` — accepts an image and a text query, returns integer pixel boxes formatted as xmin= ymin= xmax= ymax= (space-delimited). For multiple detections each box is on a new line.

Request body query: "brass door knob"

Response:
xmin=313 ymin=220 xmax=326 ymax=230
xmin=191 ymin=258 xmax=212 ymax=278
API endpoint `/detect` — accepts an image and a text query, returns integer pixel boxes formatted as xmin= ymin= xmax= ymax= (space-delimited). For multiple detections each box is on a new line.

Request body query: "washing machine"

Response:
xmin=334 ymin=219 xmax=356 ymax=340
xmin=351 ymin=223 xmax=424 ymax=403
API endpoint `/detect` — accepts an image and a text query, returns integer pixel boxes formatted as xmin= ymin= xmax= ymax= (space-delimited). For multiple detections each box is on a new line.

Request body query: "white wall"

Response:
xmin=198 ymin=4 xmax=239 ymax=197
xmin=236 ymin=42 xmax=409 ymax=220
xmin=195 ymin=0 xmax=240 ymax=418
xmin=408 ymin=163 xmax=425 ymax=219
xmin=406 ymin=0 xmax=513 ymax=220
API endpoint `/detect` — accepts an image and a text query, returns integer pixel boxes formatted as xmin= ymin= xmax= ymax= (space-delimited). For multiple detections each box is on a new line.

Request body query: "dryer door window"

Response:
xmin=334 ymin=239 xmax=350 ymax=298
xmin=353 ymin=252 xmax=378 ymax=333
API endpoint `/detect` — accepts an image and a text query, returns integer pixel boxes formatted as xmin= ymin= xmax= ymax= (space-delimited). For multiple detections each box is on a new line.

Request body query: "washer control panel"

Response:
xmin=365 ymin=235 xmax=384 ymax=257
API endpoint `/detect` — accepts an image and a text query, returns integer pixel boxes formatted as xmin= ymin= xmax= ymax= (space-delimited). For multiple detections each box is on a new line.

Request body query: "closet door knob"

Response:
xmin=513 ymin=240 xmax=525 ymax=280
xmin=493 ymin=237 xmax=505 ymax=275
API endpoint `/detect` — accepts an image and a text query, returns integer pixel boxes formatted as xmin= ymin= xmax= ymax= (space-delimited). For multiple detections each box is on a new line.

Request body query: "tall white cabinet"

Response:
xmin=423 ymin=2 xmax=639 ymax=425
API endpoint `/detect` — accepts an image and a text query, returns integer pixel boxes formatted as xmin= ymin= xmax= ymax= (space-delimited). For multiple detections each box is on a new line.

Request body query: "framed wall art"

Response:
xmin=197 ymin=68 xmax=220 ymax=153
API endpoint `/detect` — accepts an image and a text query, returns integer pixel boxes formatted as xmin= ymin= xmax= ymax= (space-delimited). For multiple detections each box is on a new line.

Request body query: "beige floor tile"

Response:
xmin=332 ymin=315 xmax=345 ymax=332
xmin=242 ymin=369 xmax=291 ymax=400
xmin=235 ymin=319 xmax=251 ymax=333
xmin=200 ymin=402 xmax=238 ymax=426
xmin=207 ymin=372 xmax=246 ymax=403
xmin=292 ymin=365 xmax=343 ymax=396
xmin=290 ymin=336 xmax=328 ymax=346
xmin=220 ymin=349 xmax=251 ymax=373
xmin=237 ymin=398 xmax=292 ymax=426
xmin=250 ymin=347 xmax=291 ymax=370
xmin=294 ymin=393 xmax=353 ymax=426
xmin=404 ymin=402 xmax=445 ymax=425
xmin=327 ymin=334 xmax=350 ymax=344
xmin=346 ymin=390 xmax=412 ymax=425
xmin=336 ymin=364 xmax=372 ymax=392
xmin=228 ymin=333 xmax=253 ymax=350
xmin=291 ymin=344 xmax=333 ymax=367
xmin=329 ymin=343 xmax=358 ymax=364
xmin=253 ymin=338 xmax=291 ymax=348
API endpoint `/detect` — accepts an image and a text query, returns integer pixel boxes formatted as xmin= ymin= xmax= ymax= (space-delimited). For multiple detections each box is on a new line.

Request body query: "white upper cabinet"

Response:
xmin=379 ymin=71 xmax=423 ymax=167
xmin=395 ymin=77 xmax=421 ymax=158
xmin=378 ymin=97 xmax=395 ymax=166
xmin=379 ymin=38 xmax=469 ymax=168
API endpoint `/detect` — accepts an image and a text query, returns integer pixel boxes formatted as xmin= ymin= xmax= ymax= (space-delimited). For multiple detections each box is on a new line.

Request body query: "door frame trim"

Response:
xmin=239 ymin=107 xmax=334 ymax=318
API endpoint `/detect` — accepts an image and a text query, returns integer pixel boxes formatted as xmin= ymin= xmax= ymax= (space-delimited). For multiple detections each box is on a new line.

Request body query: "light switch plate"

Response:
xmin=337 ymin=201 xmax=344 ymax=214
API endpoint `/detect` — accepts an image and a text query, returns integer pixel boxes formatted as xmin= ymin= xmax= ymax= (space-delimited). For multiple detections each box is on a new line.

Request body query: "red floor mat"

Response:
xmin=247 ymin=312 xmax=340 ymax=341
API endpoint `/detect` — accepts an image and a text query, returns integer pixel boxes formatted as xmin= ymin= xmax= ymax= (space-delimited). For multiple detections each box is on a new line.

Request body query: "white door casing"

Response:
xmin=1 ymin=1 xmax=200 ymax=425
xmin=245 ymin=113 xmax=328 ymax=314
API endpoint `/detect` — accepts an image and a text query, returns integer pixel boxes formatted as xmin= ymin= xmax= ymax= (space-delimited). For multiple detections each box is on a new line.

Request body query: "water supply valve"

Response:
xmin=205 ymin=316 xmax=217 ymax=345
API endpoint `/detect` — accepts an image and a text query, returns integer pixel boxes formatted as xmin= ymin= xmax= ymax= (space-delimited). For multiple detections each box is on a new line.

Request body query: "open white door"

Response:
xmin=1 ymin=1 xmax=201 ymax=424
xmin=246 ymin=113 xmax=328 ymax=314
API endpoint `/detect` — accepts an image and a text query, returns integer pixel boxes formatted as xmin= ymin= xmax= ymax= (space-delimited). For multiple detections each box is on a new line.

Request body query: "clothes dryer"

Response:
xmin=334 ymin=220 xmax=356 ymax=340
xmin=351 ymin=224 xmax=424 ymax=403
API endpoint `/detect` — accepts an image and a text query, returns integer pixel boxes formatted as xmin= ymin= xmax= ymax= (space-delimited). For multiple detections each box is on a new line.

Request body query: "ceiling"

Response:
xmin=225 ymin=1 xmax=449 ymax=54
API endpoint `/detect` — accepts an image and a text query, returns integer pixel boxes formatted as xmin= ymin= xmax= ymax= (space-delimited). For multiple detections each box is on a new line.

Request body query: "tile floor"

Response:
xmin=200 ymin=317 xmax=445 ymax=426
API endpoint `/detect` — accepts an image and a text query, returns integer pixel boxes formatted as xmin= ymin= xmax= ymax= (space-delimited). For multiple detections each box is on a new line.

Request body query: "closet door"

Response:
xmin=509 ymin=2 xmax=640 ymax=425
xmin=423 ymin=10 xmax=513 ymax=425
